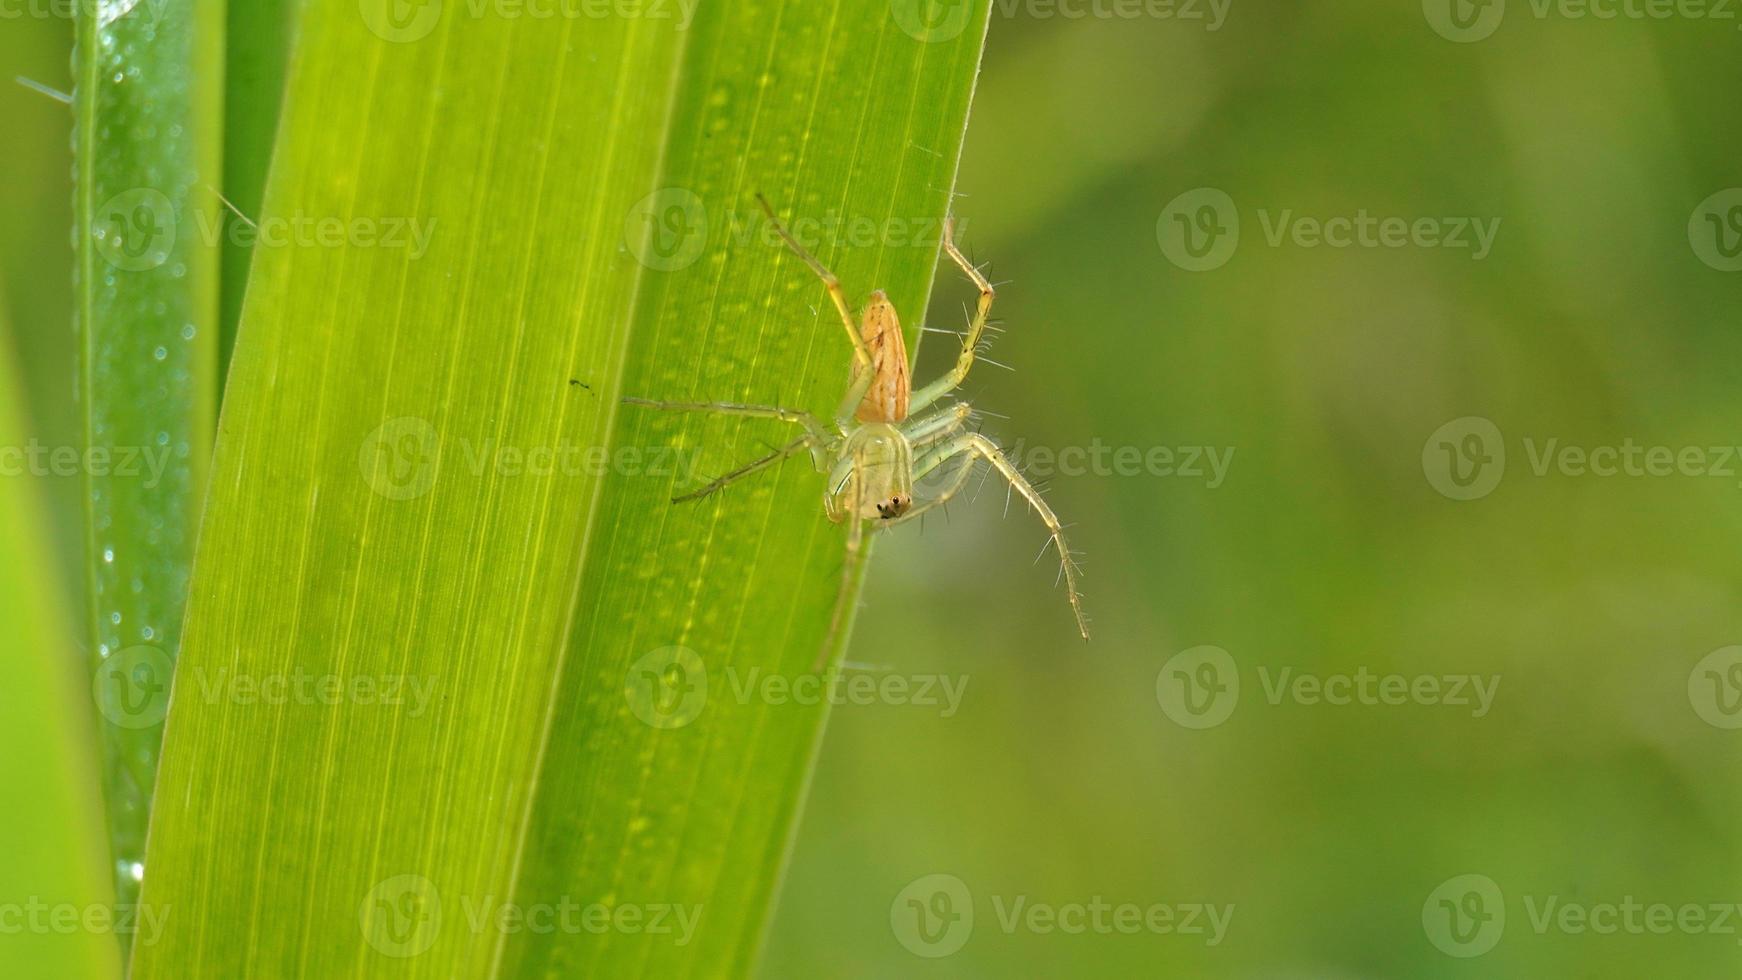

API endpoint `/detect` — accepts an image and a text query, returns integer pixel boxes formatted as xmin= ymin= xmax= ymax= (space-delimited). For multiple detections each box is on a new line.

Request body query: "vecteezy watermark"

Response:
xmin=359 ymin=874 xmax=701 ymax=958
xmin=1689 ymin=188 xmax=1742 ymax=272
xmin=359 ymin=0 xmax=699 ymax=44
xmin=1421 ymin=416 xmax=1505 ymax=501
xmin=91 ymin=186 xmax=437 ymax=269
xmin=1424 ymin=0 xmax=1740 ymax=43
xmin=623 ymin=646 xmax=969 ymax=729
xmin=890 ymin=0 xmax=1229 ymax=42
xmin=1423 ymin=873 xmax=1742 ymax=958
xmin=992 ymin=439 xmax=1235 ymax=488
xmin=358 ymin=416 xmax=711 ymax=501
xmin=1422 ymin=416 xmax=1742 ymax=501
xmin=360 ymin=417 xmax=441 ymax=501
xmin=1688 ymin=646 xmax=1742 ymax=729
xmin=92 ymin=644 xmax=174 ymax=729
xmin=889 ymin=874 xmax=1232 ymax=958
xmin=1156 ymin=645 xmax=1500 ymax=729
xmin=623 ymin=187 xmax=964 ymax=272
xmin=92 ymin=188 xmax=178 ymax=272
xmin=454 ymin=439 xmax=702 ymax=483
xmin=191 ymin=209 xmax=438 ymax=259
xmin=0 ymin=441 xmax=173 ymax=489
xmin=1422 ymin=874 xmax=1506 ymax=957
xmin=1 ymin=0 xmax=172 ymax=27
xmin=0 ymin=899 xmax=171 ymax=947
xmin=1157 ymin=188 xmax=1500 ymax=271
xmin=184 ymin=668 xmax=440 ymax=717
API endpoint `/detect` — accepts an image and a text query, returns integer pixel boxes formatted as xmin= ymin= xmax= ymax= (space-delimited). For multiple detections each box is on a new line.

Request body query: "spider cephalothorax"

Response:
xmin=626 ymin=194 xmax=1088 ymax=666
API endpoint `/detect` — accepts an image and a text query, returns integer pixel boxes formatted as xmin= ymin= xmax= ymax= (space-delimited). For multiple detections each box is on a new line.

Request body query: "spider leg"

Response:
xmin=882 ymin=452 xmax=977 ymax=527
xmin=909 ymin=218 xmax=996 ymax=414
xmin=622 ymin=396 xmax=830 ymax=450
xmin=755 ymin=194 xmax=876 ymax=422
xmin=673 ymin=435 xmax=816 ymax=504
xmin=817 ymin=480 xmax=871 ymax=672
xmin=897 ymin=402 xmax=975 ymax=456
xmin=887 ymin=433 xmax=1089 ymax=640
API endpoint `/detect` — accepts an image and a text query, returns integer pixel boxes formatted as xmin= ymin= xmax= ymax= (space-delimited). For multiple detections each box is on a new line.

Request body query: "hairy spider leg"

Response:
xmin=819 ymin=462 xmax=872 ymax=671
xmin=886 ymin=432 xmax=1089 ymax=641
xmin=909 ymin=218 xmax=996 ymax=415
xmin=755 ymin=193 xmax=879 ymax=424
xmin=673 ymin=435 xmax=817 ymax=504
xmin=902 ymin=401 xmax=974 ymax=448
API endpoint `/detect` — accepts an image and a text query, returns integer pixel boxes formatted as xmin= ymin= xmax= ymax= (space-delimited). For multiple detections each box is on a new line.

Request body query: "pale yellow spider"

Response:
xmin=626 ymin=194 xmax=1088 ymax=665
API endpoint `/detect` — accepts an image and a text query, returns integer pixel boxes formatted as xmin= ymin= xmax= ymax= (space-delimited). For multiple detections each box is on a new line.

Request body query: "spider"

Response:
xmin=626 ymin=194 xmax=1088 ymax=666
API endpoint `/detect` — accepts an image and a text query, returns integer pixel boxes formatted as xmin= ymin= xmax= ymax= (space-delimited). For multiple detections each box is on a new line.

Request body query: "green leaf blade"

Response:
xmin=0 ymin=311 xmax=122 ymax=980
xmin=133 ymin=3 xmax=686 ymax=975
xmin=75 ymin=0 xmax=223 ymax=925
xmin=503 ymin=3 xmax=993 ymax=973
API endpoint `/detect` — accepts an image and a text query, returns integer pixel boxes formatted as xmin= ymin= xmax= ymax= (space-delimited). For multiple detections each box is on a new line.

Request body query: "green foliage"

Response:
xmin=0 ymin=308 xmax=121 ymax=980
xmin=74 ymin=0 xmax=223 ymax=926
xmin=131 ymin=1 xmax=990 ymax=976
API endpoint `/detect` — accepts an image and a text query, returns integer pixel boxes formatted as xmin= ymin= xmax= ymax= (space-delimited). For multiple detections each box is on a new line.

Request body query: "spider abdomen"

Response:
xmin=852 ymin=290 xmax=910 ymax=424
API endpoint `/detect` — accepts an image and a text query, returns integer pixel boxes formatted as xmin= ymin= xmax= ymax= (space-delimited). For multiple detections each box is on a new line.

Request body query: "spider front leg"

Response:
xmin=623 ymin=396 xmax=830 ymax=447
xmin=755 ymin=194 xmax=877 ymax=423
xmin=909 ymin=218 xmax=996 ymax=415
xmin=672 ymin=435 xmax=817 ymax=504
xmin=622 ymin=397 xmax=831 ymax=500
xmin=891 ymin=432 xmax=1089 ymax=641
xmin=818 ymin=475 xmax=871 ymax=671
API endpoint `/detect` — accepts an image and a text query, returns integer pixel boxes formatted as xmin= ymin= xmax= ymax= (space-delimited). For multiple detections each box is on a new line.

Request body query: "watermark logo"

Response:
xmin=360 ymin=876 xmax=699 ymax=950
xmin=1161 ymin=190 xmax=1501 ymax=269
xmin=1423 ymin=873 xmax=1506 ymax=957
xmin=1427 ymin=874 xmax=1742 ymax=953
xmin=1428 ymin=0 xmax=1741 ymax=41
xmin=890 ymin=875 xmax=1232 ymax=956
xmin=625 ymin=646 xmax=709 ymax=729
xmin=360 ymin=417 xmax=440 ymax=501
xmin=1425 ymin=418 xmax=1742 ymax=499
xmin=360 ymin=0 xmax=443 ymax=42
xmin=0 ymin=899 xmax=170 ymax=946
xmin=0 ymin=441 xmax=172 ymax=488
xmin=192 ymin=209 xmax=438 ymax=258
xmin=1422 ymin=416 xmax=1506 ymax=500
xmin=624 ymin=650 xmax=968 ymax=727
xmin=1156 ymin=644 xmax=1239 ymax=729
xmin=891 ymin=0 xmax=971 ymax=41
xmin=92 ymin=644 xmax=173 ymax=729
xmin=1422 ymin=0 xmax=1505 ymax=41
xmin=1 ymin=0 xmax=170 ymax=26
xmin=626 ymin=187 xmax=709 ymax=272
xmin=361 ymin=874 xmax=443 ymax=958
xmin=1159 ymin=647 xmax=1500 ymax=728
xmin=890 ymin=874 xmax=974 ymax=957
xmin=187 ymin=668 xmax=440 ymax=716
xmin=93 ymin=188 xmax=176 ymax=273
xmin=1157 ymin=188 xmax=1239 ymax=272
xmin=1689 ymin=188 xmax=1742 ymax=272
xmin=992 ymin=439 xmax=1236 ymax=488
xmin=1689 ymin=646 xmax=1742 ymax=729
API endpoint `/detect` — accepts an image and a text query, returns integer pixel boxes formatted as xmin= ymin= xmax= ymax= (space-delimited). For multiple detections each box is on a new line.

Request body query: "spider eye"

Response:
xmin=878 ymin=496 xmax=910 ymax=519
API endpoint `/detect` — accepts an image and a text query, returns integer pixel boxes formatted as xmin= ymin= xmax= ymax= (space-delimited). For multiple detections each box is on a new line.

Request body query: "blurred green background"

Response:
xmin=8 ymin=2 xmax=1742 ymax=977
